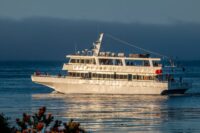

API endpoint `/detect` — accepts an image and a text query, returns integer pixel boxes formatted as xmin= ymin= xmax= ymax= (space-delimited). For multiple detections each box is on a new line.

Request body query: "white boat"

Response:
xmin=31 ymin=33 xmax=191 ymax=95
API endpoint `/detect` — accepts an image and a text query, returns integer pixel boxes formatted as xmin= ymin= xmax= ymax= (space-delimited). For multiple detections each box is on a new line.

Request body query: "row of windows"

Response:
xmin=70 ymin=58 xmax=162 ymax=67
xmin=68 ymin=72 xmax=156 ymax=80
xmin=70 ymin=59 xmax=96 ymax=64
xmin=99 ymin=59 xmax=123 ymax=66
xmin=125 ymin=60 xmax=150 ymax=66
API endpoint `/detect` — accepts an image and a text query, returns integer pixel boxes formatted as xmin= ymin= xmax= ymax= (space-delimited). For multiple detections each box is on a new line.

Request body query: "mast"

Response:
xmin=92 ymin=33 xmax=104 ymax=56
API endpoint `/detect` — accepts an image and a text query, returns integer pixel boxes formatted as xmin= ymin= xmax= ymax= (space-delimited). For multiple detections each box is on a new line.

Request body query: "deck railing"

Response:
xmin=63 ymin=63 xmax=160 ymax=75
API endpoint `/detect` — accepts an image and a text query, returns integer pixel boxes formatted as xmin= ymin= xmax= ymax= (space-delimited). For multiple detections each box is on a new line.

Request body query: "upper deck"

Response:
xmin=66 ymin=55 xmax=161 ymax=61
xmin=62 ymin=54 xmax=163 ymax=76
xmin=63 ymin=33 xmax=185 ymax=75
xmin=65 ymin=54 xmax=161 ymax=67
xmin=62 ymin=33 xmax=163 ymax=74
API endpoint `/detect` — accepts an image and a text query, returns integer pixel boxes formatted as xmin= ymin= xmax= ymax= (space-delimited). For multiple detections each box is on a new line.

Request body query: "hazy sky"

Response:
xmin=0 ymin=0 xmax=200 ymax=60
xmin=1 ymin=0 xmax=200 ymax=24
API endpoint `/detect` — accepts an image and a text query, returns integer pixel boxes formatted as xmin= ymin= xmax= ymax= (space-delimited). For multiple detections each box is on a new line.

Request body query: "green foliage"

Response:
xmin=0 ymin=113 xmax=11 ymax=133
xmin=0 ymin=107 xmax=87 ymax=133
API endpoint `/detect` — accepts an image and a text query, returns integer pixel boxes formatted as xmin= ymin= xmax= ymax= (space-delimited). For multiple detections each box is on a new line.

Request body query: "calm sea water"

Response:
xmin=0 ymin=61 xmax=200 ymax=133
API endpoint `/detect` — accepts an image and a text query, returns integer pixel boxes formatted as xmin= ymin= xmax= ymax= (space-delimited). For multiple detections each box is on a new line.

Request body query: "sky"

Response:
xmin=0 ymin=0 xmax=200 ymax=60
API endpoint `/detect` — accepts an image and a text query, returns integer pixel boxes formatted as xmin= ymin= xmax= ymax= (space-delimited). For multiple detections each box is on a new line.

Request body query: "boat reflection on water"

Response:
xmin=32 ymin=93 xmax=200 ymax=133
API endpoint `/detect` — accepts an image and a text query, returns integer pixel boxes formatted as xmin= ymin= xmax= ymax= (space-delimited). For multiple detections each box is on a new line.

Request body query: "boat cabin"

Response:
xmin=67 ymin=55 xmax=162 ymax=67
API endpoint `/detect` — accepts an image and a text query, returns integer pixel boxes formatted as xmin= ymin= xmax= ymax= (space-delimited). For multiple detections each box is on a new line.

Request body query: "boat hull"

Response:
xmin=161 ymin=89 xmax=188 ymax=95
xmin=31 ymin=76 xmax=189 ymax=95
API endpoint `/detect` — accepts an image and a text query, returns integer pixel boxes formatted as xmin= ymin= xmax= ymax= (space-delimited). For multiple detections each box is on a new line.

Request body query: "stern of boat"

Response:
xmin=161 ymin=82 xmax=192 ymax=95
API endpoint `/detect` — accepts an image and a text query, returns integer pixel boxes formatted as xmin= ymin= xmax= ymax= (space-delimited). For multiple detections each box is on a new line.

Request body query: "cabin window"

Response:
xmin=92 ymin=59 xmax=96 ymax=64
xmin=81 ymin=73 xmax=85 ymax=78
xmin=70 ymin=58 xmax=96 ymax=64
xmin=114 ymin=73 xmax=117 ymax=79
xmin=124 ymin=75 xmax=128 ymax=79
xmin=150 ymin=76 xmax=156 ymax=80
xmin=125 ymin=60 xmax=150 ymax=66
xmin=143 ymin=61 xmax=150 ymax=66
xmin=92 ymin=73 xmax=96 ymax=78
xmin=103 ymin=74 xmax=106 ymax=78
xmin=120 ymin=75 xmax=124 ymax=79
xmin=69 ymin=72 xmax=72 ymax=76
xmin=143 ymin=76 xmax=149 ymax=80
xmin=132 ymin=75 xmax=137 ymax=79
xmin=80 ymin=59 xmax=84 ymax=63
xmin=135 ymin=60 xmax=143 ymax=66
xmin=78 ymin=59 xmax=96 ymax=64
xmin=88 ymin=72 xmax=92 ymax=79
xmin=70 ymin=59 xmax=76 ymax=63
xmin=76 ymin=73 xmax=80 ymax=77
xmin=99 ymin=59 xmax=113 ymax=65
xmin=128 ymin=74 xmax=132 ymax=81
xmin=115 ymin=59 xmax=123 ymax=66
xmin=97 ymin=74 xmax=101 ymax=78
xmin=99 ymin=59 xmax=123 ymax=66
xmin=91 ymin=59 xmax=96 ymax=64
xmin=125 ymin=60 xmax=142 ymax=66
xmin=138 ymin=76 xmax=143 ymax=80
xmin=72 ymin=73 xmax=75 ymax=77
xmin=153 ymin=61 xmax=162 ymax=67
xmin=84 ymin=73 xmax=88 ymax=78
xmin=85 ymin=60 xmax=90 ymax=64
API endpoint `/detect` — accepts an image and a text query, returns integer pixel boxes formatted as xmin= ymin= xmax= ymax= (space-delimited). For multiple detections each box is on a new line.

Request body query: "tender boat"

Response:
xmin=31 ymin=33 xmax=191 ymax=95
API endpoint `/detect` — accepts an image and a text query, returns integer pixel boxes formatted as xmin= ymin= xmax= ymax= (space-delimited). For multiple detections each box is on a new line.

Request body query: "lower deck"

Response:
xmin=31 ymin=75 xmax=190 ymax=95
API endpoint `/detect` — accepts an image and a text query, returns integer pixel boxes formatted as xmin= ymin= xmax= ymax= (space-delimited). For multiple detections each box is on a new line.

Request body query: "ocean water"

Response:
xmin=0 ymin=61 xmax=200 ymax=132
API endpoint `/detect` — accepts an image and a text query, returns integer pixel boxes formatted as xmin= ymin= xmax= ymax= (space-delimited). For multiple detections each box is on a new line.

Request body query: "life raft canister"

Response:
xmin=155 ymin=69 xmax=162 ymax=74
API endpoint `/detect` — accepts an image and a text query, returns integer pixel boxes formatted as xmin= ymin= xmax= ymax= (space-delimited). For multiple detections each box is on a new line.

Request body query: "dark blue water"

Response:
xmin=0 ymin=61 xmax=200 ymax=132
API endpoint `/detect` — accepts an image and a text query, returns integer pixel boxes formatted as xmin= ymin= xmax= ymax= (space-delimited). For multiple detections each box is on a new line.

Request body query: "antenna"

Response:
xmin=97 ymin=24 xmax=100 ymax=36
xmin=92 ymin=33 xmax=104 ymax=56
xmin=74 ymin=42 xmax=77 ymax=54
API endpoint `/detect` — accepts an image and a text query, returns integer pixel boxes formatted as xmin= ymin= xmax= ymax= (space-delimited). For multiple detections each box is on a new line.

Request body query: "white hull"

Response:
xmin=31 ymin=76 xmax=188 ymax=95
